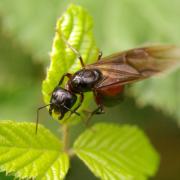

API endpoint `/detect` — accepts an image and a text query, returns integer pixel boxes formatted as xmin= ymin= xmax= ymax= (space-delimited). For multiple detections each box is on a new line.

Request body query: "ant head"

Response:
xmin=36 ymin=87 xmax=78 ymax=134
xmin=49 ymin=87 xmax=77 ymax=120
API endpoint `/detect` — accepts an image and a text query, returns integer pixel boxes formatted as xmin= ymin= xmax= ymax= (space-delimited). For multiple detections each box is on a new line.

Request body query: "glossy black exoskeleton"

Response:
xmin=67 ymin=69 xmax=102 ymax=92
xmin=46 ymin=68 xmax=103 ymax=124
xmin=49 ymin=87 xmax=77 ymax=120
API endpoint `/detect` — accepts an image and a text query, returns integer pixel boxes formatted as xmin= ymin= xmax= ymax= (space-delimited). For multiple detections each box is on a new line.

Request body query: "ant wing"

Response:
xmin=86 ymin=45 xmax=180 ymax=88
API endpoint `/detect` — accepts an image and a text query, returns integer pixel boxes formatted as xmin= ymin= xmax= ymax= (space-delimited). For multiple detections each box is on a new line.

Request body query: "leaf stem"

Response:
xmin=62 ymin=123 xmax=69 ymax=153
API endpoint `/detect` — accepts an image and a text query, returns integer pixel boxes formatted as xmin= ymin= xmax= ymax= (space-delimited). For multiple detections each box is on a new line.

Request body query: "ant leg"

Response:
xmin=58 ymin=73 xmax=72 ymax=86
xmin=49 ymin=106 xmax=53 ymax=116
xmin=90 ymin=105 xmax=104 ymax=115
xmin=64 ymin=93 xmax=84 ymax=120
xmin=65 ymin=41 xmax=85 ymax=68
xmin=85 ymin=104 xmax=104 ymax=126
xmin=84 ymin=91 xmax=104 ymax=126
xmin=97 ymin=51 xmax=103 ymax=61
xmin=56 ymin=30 xmax=85 ymax=68
xmin=58 ymin=113 xmax=65 ymax=120
xmin=73 ymin=92 xmax=84 ymax=113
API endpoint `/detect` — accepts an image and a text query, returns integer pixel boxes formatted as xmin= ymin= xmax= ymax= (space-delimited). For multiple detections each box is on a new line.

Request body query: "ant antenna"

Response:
xmin=36 ymin=103 xmax=80 ymax=134
xmin=36 ymin=104 xmax=51 ymax=134
xmin=56 ymin=29 xmax=85 ymax=68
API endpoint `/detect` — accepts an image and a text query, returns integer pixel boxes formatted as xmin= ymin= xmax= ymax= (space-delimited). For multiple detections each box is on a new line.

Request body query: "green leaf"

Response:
xmin=42 ymin=4 xmax=98 ymax=122
xmin=0 ymin=121 xmax=69 ymax=180
xmin=74 ymin=123 xmax=159 ymax=180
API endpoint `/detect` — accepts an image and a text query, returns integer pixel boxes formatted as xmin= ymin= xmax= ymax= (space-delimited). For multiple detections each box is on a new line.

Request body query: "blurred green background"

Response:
xmin=0 ymin=0 xmax=179 ymax=179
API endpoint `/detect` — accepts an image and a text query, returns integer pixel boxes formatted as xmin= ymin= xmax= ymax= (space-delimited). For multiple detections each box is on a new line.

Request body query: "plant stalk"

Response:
xmin=62 ymin=123 xmax=69 ymax=153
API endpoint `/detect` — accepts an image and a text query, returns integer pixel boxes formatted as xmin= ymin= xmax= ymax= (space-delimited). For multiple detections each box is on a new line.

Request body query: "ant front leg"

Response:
xmin=64 ymin=92 xmax=84 ymax=120
xmin=48 ymin=105 xmax=53 ymax=116
xmin=97 ymin=51 xmax=103 ymax=61
xmin=58 ymin=73 xmax=72 ymax=86
xmin=73 ymin=92 xmax=84 ymax=113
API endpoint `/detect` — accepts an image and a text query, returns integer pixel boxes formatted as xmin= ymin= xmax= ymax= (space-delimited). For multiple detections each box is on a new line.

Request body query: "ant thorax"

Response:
xmin=67 ymin=69 xmax=102 ymax=93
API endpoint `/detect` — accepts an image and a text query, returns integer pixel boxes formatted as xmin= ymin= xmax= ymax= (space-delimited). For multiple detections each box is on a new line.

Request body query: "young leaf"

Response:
xmin=74 ymin=123 xmax=159 ymax=180
xmin=0 ymin=121 xmax=69 ymax=180
xmin=42 ymin=4 xmax=98 ymax=122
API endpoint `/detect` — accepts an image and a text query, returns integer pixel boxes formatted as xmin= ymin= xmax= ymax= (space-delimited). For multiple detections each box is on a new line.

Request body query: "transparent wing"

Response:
xmin=86 ymin=45 xmax=180 ymax=88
